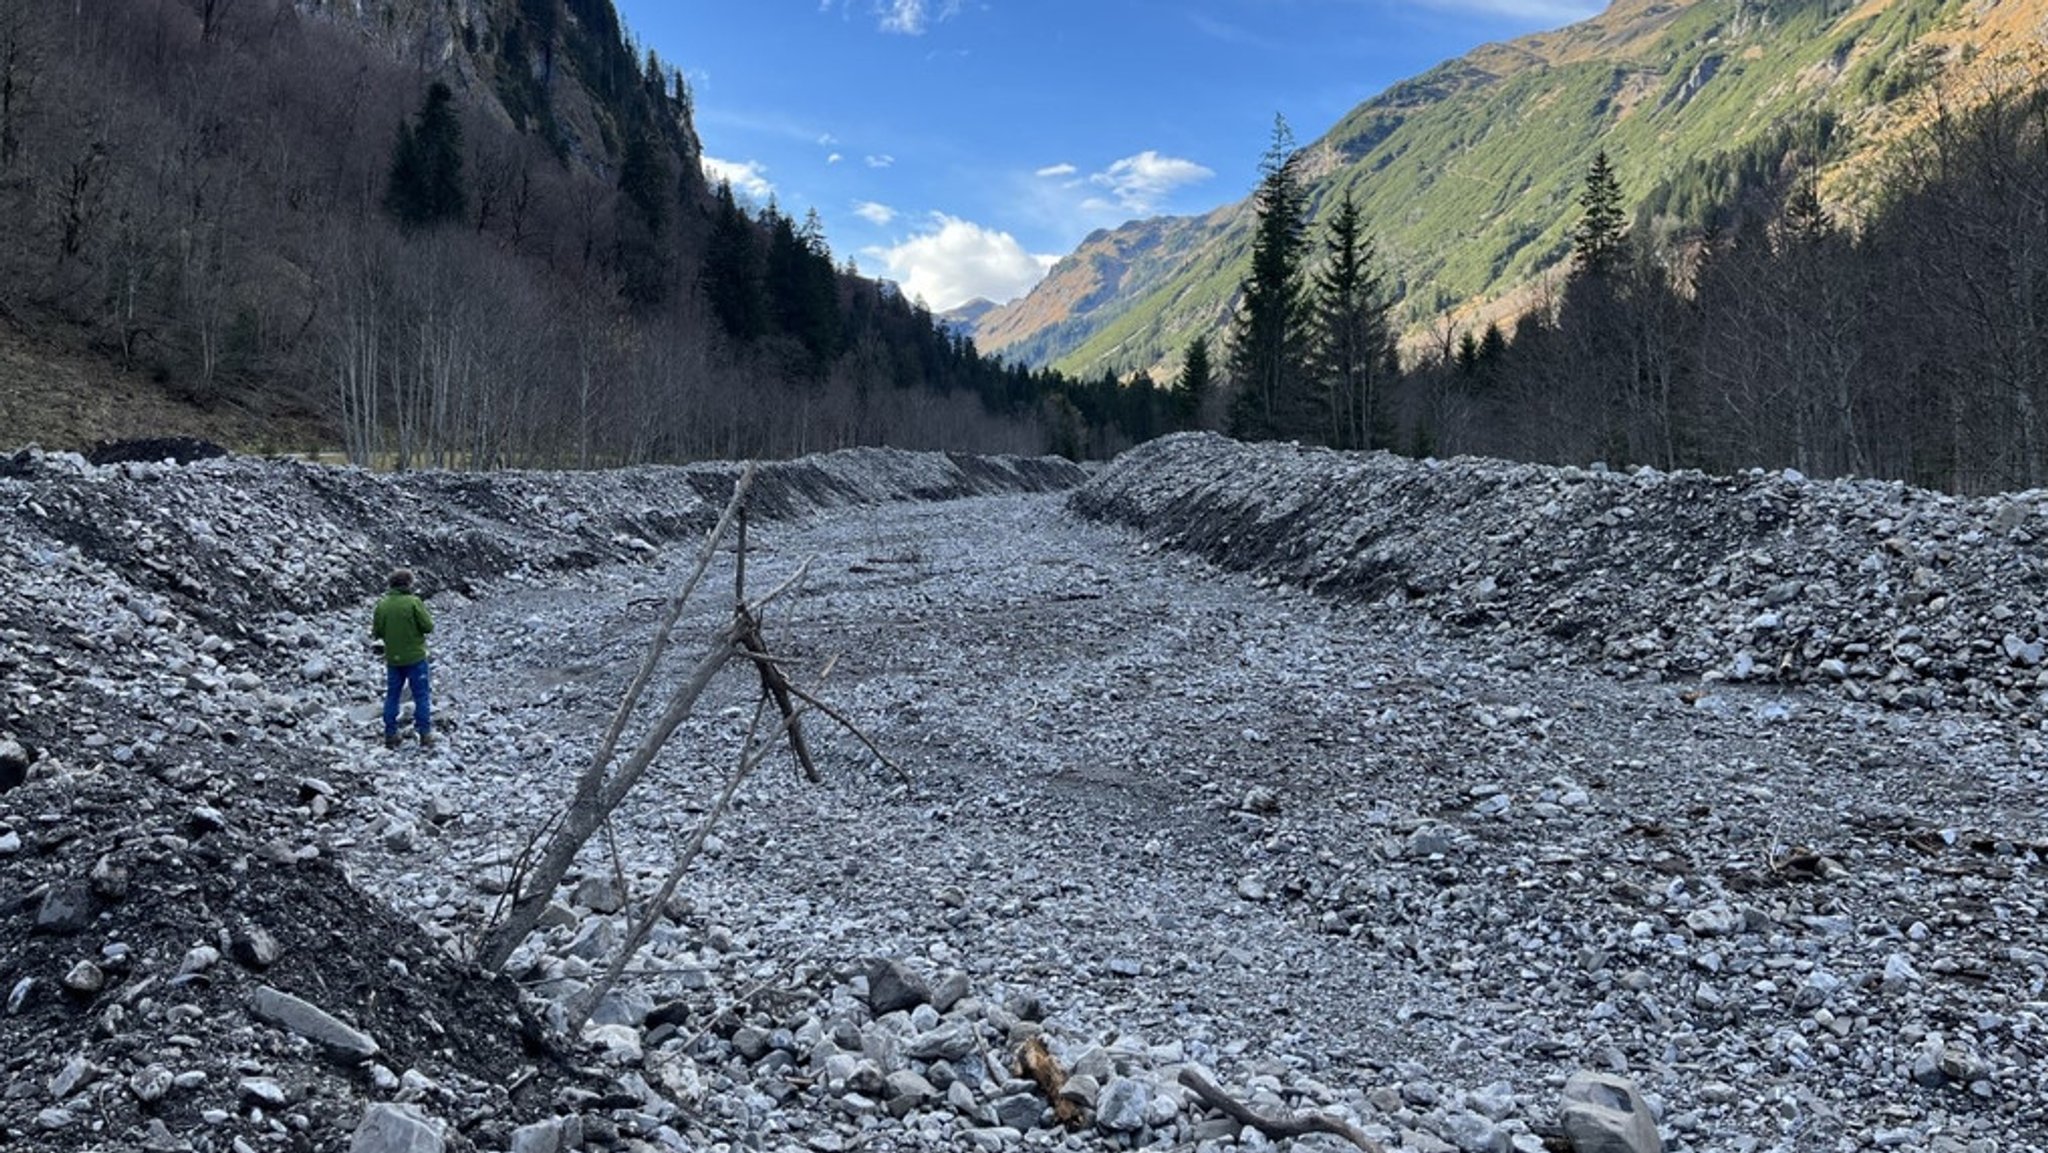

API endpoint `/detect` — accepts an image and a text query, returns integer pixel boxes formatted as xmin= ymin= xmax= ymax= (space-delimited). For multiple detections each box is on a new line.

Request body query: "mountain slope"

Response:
xmin=977 ymin=0 xmax=2039 ymax=378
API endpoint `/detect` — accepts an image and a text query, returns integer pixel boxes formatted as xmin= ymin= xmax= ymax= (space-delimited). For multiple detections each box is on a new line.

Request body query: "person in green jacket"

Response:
xmin=371 ymin=568 xmax=435 ymax=749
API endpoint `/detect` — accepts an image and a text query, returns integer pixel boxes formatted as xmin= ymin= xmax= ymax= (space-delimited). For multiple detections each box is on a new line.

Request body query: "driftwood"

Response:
xmin=1177 ymin=1067 xmax=1386 ymax=1153
xmin=481 ymin=467 xmax=763 ymax=971
xmin=1015 ymin=1035 xmax=1084 ymax=1128
xmin=566 ymin=658 xmax=832 ymax=1035
xmin=733 ymin=506 xmax=818 ymax=783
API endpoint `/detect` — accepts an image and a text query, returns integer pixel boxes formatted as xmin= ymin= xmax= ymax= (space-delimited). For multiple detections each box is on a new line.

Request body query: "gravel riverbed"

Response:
xmin=5 ymin=440 xmax=2047 ymax=1153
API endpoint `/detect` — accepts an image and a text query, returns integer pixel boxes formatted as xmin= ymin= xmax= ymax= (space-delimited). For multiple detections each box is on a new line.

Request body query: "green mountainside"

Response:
xmin=978 ymin=0 xmax=2018 ymax=378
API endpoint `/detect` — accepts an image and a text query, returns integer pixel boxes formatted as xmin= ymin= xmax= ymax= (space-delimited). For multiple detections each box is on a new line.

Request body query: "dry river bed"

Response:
xmin=312 ymin=492 xmax=2048 ymax=1153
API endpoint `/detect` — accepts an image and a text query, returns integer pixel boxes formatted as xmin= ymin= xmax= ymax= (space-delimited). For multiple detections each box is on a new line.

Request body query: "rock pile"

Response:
xmin=1072 ymin=433 xmax=2048 ymax=719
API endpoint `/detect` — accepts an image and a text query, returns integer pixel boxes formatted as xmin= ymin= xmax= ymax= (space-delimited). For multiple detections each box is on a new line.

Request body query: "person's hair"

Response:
xmin=388 ymin=568 xmax=414 ymax=590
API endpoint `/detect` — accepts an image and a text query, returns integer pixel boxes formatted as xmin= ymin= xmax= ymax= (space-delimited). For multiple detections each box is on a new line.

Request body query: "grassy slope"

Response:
xmin=994 ymin=0 xmax=1983 ymax=380
xmin=0 ymin=324 xmax=330 ymax=455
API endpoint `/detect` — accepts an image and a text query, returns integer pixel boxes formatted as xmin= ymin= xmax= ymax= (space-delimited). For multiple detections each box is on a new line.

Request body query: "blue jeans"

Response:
xmin=383 ymin=660 xmax=432 ymax=737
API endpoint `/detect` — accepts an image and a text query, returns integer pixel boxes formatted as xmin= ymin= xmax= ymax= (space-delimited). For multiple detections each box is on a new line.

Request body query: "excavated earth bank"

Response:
xmin=5 ymin=435 xmax=2048 ymax=1153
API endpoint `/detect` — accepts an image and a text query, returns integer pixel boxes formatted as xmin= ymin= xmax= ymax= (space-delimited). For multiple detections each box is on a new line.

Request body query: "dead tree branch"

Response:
xmin=1177 ymin=1067 xmax=1387 ymax=1153
xmin=478 ymin=468 xmax=756 ymax=971
xmin=566 ymin=657 xmax=838 ymax=1034
xmin=732 ymin=647 xmax=910 ymax=785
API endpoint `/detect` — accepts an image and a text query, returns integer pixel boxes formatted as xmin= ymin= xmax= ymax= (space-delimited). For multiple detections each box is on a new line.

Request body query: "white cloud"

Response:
xmin=819 ymin=0 xmax=963 ymax=34
xmin=877 ymin=0 xmax=962 ymax=35
xmin=863 ymin=214 xmax=1057 ymax=311
xmin=701 ymin=156 xmax=774 ymax=201
xmin=818 ymin=133 xmax=839 ymax=146
xmin=1422 ymin=0 xmax=1601 ymax=19
xmin=854 ymin=200 xmax=898 ymax=226
xmin=865 ymin=154 xmax=896 ymax=169
xmin=1089 ymin=151 xmax=1214 ymax=214
xmin=827 ymin=152 xmax=845 ymax=165
xmin=1035 ymin=163 xmax=1078 ymax=179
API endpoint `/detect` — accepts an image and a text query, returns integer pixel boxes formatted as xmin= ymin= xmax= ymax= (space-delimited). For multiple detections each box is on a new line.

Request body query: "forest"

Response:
xmin=0 ymin=0 xmax=1160 ymax=466
xmin=1215 ymin=91 xmax=2048 ymax=496
xmin=4 ymin=1 xmax=2047 ymax=491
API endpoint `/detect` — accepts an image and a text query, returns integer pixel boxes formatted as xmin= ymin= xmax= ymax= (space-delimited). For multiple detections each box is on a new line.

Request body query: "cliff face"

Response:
xmin=291 ymin=0 xmax=703 ymax=192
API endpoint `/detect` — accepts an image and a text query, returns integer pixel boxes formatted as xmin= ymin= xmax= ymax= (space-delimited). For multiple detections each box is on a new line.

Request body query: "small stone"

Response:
xmin=239 ymin=1077 xmax=288 ymax=1109
xmin=1445 ymin=1110 xmax=1508 ymax=1153
xmin=34 ymin=882 xmax=95 ymax=935
xmin=991 ymin=1091 xmax=1043 ymax=1131
xmin=230 ymin=924 xmax=282 ymax=970
xmin=129 ymin=1064 xmax=175 ymax=1103
xmin=930 ymin=968 xmax=970 ymax=1012
xmin=732 ymin=1026 xmax=774 ymax=1062
xmin=62 ymin=960 xmax=106 ymax=995
xmin=49 ymin=1056 xmax=97 ymax=1099
xmin=251 ymin=986 xmax=379 ymax=1063
xmin=36 ymin=1107 xmax=73 ymax=1131
xmin=1409 ymin=826 xmax=1457 ymax=857
xmin=509 ymin=1118 xmax=563 ymax=1153
xmin=1096 ymin=1076 xmax=1151 ymax=1132
xmin=570 ymin=875 xmax=625 ymax=914
xmin=180 ymin=945 xmax=221 ymax=976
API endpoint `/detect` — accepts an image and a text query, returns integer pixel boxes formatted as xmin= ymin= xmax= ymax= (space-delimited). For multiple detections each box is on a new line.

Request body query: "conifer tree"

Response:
xmin=1176 ymin=334 xmax=1212 ymax=429
xmin=1227 ymin=115 xmax=1314 ymax=440
xmin=383 ymin=82 xmax=466 ymax=231
xmin=1307 ymin=190 xmax=1395 ymax=449
xmin=616 ymin=129 xmax=671 ymax=306
xmin=1571 ymin=149 xmax=1626 ymax=277
xmin=702 ymin=180 xmax=765 ymax=341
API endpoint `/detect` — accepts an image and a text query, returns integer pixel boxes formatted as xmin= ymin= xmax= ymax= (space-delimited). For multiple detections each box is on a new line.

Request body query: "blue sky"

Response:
xmin=615 ymin=0 xmax=1602 ymax=312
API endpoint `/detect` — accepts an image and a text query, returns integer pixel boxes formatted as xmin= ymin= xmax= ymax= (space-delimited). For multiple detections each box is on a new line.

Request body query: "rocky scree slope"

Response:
xmin=0 ymin=446 xmax=1081 ymax=1153
xmin=1073 ymin=434 xmax=2048 ymax=719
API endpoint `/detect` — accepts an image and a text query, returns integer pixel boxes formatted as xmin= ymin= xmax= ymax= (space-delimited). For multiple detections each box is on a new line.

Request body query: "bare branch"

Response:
xmin=732 ymin=647 xmax=911 ymax=786
xmin=567 ymin=658 xmax=837 ymax=1034
xmin=1178 ymin=1067 xmax=1386 ymax=1153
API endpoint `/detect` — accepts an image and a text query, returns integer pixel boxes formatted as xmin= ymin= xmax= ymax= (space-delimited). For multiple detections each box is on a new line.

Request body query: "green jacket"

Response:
xmin=372 ymin=590 xmax=434 ymax=666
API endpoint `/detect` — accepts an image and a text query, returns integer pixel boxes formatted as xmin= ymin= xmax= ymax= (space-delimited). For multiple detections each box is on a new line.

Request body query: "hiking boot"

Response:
xmin=384 ymin=733 xmax=402 ymax=750
xmin=418 ymin=732 xmax=435 ymax=749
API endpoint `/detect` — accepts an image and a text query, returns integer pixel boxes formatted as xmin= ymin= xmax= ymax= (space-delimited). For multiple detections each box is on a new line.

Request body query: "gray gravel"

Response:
xmin=6 ymin=439 xmax=2047 ymax=1153
xmin=326 ymin=487 xmax=2045 ymax=1152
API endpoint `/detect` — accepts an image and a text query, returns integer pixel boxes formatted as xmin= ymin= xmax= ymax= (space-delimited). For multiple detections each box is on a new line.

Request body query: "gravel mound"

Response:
xmin=1072 ymin=433 xmax=2048 ymax=718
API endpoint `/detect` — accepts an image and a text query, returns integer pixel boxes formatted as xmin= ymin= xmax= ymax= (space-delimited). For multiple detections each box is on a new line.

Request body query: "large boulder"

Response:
xmin=1560 ymin=1071 xmax=1661 ymax=1153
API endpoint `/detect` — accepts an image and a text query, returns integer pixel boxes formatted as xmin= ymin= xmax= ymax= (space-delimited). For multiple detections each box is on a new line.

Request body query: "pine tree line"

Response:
xmin=1200 ymin=92 xmax=2048 ymax=495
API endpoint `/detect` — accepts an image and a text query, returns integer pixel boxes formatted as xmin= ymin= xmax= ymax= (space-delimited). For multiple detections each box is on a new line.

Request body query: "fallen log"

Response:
xmin=1177 ymin=1067 xmax=1386 ymax=1153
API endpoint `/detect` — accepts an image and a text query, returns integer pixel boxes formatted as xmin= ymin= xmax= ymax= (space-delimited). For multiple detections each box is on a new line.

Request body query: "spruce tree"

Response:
xmin=1571 ymin=149 xmax=1626 ymax=278
xmin=616 ymin=130 xmax=671 ymax=306
xmin=1227 ymin=115 xmax=1314 ymax=441
xmin=383 ymin=82 xmax=466 ymax=230
xmin=1307 ymin=190 xmax=1395 ymax=449
xmin=701 ymin=181 xmax=765 ymax=341
xmin=1176 ymin=334 xmax=1212 ymax=429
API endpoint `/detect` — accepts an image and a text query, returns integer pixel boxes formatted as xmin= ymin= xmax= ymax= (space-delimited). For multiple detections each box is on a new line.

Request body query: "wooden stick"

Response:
xmin=739 ymin=605 xmax=818 ymax=783
xmin=730 ymin=648 xmax=912 ymax=786
xmin=1177 ymin=1068 xmax=1386 ymax=1153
